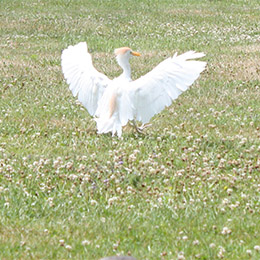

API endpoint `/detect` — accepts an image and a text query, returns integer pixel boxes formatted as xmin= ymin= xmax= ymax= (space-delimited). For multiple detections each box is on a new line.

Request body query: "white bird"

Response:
xmin=61 ymin=42 xmax=206 ymax=137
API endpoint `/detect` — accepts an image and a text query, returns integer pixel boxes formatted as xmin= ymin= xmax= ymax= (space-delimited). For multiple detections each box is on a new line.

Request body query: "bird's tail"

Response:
xmin=94 ymin=89 xmax=123 ymax=137
xmin=94 ymin=114 xmax=122 ymax=137
xmin=94 ymin=84 xmax=134 ymax=138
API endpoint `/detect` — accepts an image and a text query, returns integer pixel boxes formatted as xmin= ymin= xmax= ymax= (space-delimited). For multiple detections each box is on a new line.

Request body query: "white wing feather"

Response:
xmin=129 ymin=51 xmax=206 ymax=123
xmin=61 ymin=42 xmax=111 ymax=116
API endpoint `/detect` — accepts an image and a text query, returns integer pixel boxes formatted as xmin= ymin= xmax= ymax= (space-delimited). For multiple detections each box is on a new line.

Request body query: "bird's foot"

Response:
xmin=137 ymin=123 xmax=152 ymax=133
xmin=86 ymin=119 xmax=96 ymax=132
xmin=130 ymin=120 xmax=152 ymax=134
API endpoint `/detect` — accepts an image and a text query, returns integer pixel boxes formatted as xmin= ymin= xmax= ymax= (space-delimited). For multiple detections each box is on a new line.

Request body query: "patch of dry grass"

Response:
xmin=213 ymin=54 xmax=260 ymax=81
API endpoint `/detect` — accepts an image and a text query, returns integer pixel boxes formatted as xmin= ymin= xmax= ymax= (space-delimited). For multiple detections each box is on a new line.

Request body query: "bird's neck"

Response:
xmin=117 ymin=57 xmax=132 ymax=80
xmin=122 ymin=64 xmax=131 ymax=80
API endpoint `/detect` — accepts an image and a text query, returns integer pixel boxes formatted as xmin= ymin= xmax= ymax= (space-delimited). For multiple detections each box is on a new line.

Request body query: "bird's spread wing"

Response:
xmin=128 ymin=51 xmax=206 ymax=123
xmin=61 ymin=42 xmax=111 ymax=116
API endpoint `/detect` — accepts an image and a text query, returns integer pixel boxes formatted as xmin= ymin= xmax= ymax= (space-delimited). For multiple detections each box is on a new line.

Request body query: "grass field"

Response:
xmin=1 ymin=0 xmax=260 ymax=259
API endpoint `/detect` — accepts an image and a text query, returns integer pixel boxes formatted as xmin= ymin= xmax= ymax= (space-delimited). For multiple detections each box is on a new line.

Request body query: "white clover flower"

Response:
xmin=222 ymin=198 xmax=229 ymax=205
xmin=53 ymin=160 xmax=60 ymax=169
xmin=66 ymin=161 xmax=73 ymax=169
xmin=193 ymin=240 xmax=200 ymax=245
xmin=246 ymin=249 xmax=252 ymax=256
xmin=82 ymin=240 xmax=91 ymax=246
xmin=65 ymin=245 xmax=72 ymax=250
xmin=218 ymin=246 xmax=226 ymax=258
xmin=108 ymin=196 xmax=118 ymax=205
xmin=209 ymin=243 xmax=216 ymax=248
xmin=158 ymin=198 xmax=163 ymax=204
xmin=177 ymin=253 xmax=185 ymax=260
xmin=68 ymin=174 xmax=78 ymax=180
xmin=221 ymin=227 xmax=232 ymax=235
xmin=90 ymin=200 xmax=98 ymax=206
xmin=241 ymin=193 xmax=247 ymax=198
xmin=227 ymin=188 xmax=233 ymax=195
xmin=254 ymin=245 xmax=260 ymax=252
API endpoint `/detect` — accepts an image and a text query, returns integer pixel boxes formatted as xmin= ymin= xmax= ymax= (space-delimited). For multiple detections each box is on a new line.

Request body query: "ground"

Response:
xmin=0 ymin=0 xmax=260 ymax=259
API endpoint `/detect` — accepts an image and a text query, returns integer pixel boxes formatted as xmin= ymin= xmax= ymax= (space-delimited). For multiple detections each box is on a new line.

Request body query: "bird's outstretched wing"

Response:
xmin=61 ymin=42 xmax=111 ymax=116
xmin=128 ymin=51 xmax=206 ymax=123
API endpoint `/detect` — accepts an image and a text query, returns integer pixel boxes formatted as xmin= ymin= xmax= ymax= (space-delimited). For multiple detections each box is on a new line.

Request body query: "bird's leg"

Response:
xmin=86 ymin=119 xmax=96 ymax=132
xmin=139 ymin=123 xmax=152 ymax=130
xmin=129 ymin=120 xmax=138 ymax=131
xmin=130 ymin=120 xmax=152 ymax=134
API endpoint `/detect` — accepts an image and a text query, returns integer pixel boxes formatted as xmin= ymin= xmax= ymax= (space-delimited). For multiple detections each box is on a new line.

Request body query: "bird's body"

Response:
xmin=61 ymin=42 xmax=206 ymax=137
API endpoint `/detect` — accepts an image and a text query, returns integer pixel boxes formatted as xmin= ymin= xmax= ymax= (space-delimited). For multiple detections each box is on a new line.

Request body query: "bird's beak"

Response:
xmin=131 ymin=51 xmax=141 ymax=57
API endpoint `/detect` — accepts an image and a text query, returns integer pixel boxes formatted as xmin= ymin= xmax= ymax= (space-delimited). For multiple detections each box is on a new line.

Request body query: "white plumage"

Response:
xmin=61 ymin=42 xmax=206 ymax=137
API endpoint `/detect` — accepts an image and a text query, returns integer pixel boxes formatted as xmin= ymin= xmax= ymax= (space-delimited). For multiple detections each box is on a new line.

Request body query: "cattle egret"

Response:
xmin=61 ymin=42 xmax=206 ymax=137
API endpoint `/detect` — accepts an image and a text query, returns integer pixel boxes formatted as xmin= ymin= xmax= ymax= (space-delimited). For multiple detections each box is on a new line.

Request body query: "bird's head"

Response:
xmin=114 ymin=47 xmax=141 ymax=79
xmin=114 ymin=47 xmax=141 ymax=61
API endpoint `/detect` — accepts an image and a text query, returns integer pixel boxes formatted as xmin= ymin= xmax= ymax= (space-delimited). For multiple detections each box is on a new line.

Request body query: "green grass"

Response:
xmin=0 ymin=0 xmax=260 ymax=259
